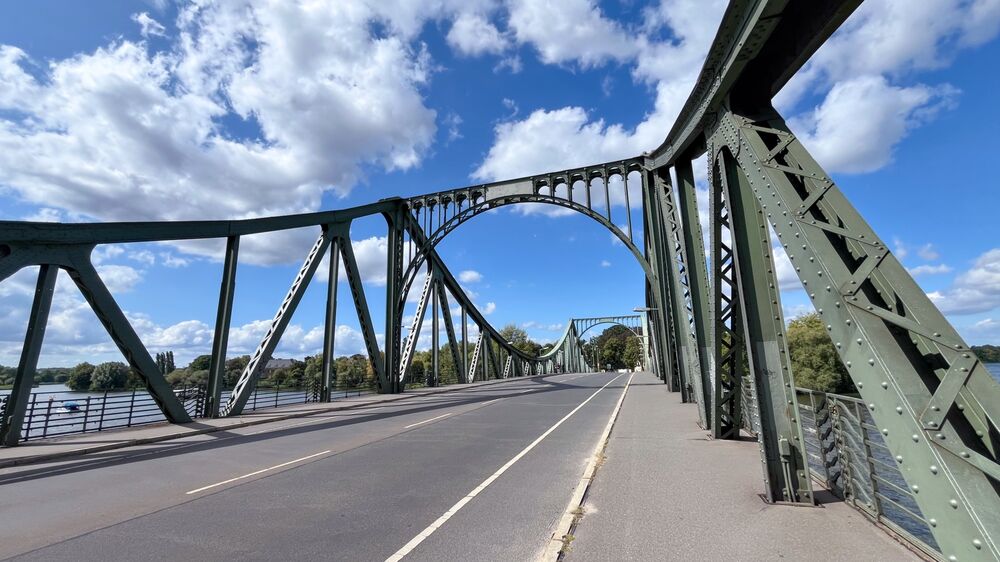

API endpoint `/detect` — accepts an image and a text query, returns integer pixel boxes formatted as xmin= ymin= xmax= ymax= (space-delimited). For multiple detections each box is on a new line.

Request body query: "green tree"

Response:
xmin=188 ymin=354 xmax=211 ymax=371
xmin=66 ymin=362 xmax=95 ymax=391
xmin=971 ymin=345 xmax=1000 ymax=363
xmin=303 ymin=354 xmax=324 ymax=389
xmin=623 ymin=337 xmax=643 ymax=370
xmin=498 ymin=324 xmax=543 ymax=355
xmin=90 ymin=361 xmax=129 ymax=391
xmin=224 ymin=355 xmax=250 ymax=386
xmin=787 ymin=313 xmax=853 ymax=393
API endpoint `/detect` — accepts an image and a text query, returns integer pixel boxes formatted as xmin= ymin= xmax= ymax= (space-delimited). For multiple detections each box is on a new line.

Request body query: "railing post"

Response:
xmin=98 ymin=390 xmax=108 ymax=431
xmin=25 ymin=393 xmax=38 ymax=442
xmin=127 ymin=389 xmax=136 ymax=427
xmin=859 ymin=404 xmax=883 ymax=519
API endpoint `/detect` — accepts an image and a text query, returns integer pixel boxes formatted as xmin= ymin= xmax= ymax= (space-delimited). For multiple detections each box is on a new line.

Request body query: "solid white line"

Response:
xmin=540 ymin=372 xmax=634 ymax=561
xmin=384 ymin=373 xmax=624 ymax=562
xmin=403 ymin=412 xmax=453 ymax=429
xmin=185 ymin=450 xmax=331 ymax=495
xmin=481 ymin=398 xmax=502 ymax=405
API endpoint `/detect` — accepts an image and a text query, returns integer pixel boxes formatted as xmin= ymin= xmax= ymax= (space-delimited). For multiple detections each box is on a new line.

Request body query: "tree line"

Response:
xmin=3 ymin=313 xmax=983 ymax=395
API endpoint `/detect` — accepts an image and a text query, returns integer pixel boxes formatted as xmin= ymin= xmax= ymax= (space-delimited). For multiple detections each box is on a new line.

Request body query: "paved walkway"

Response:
xmin=566 ymin=372 xmax=920 ymax=561
xmin=0 ymin=375 xmax=539 ymax=469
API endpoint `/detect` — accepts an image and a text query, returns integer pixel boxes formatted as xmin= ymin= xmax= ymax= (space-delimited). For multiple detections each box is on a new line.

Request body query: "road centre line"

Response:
xmin=185 ymin=450 xmax=331 ymax=495
xmin=384 ymin=373 xmax=624 ymax=562
xmin=403 ymin=413 xmax=453 ymax=429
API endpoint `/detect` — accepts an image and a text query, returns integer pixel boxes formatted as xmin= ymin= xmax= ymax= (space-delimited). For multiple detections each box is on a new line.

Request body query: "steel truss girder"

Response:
xmin=639 ymin=175 xmax=671 ymax=384
xmin=0 ymin=246 xmax=195 ymax=427
xmin=398 ymin=213 xmax=539 ymax=378
xmin=721 ymin=107 xmax=1000 ymax=559
xmin=467 ymin=332 xmax=483 ymax=383
xmin=710 ymin=143 xmax=746 ymax=442
xmin=399 ymin=266 xmax=434 ymax=383
xmin=708 ymin=130 xmax=813 ymax=505
xmin=674 ymin=157 xmax=715 ymax=427
xmin=654 ymin=167 xmax=708 ymax=423
xmin=223 ymin=229 xmax=335 ymax=415
xmin=547 ymin=316 xmax=647 ymax=373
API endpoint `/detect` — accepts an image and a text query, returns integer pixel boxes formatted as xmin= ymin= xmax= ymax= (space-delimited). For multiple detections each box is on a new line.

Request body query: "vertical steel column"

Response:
xmin=384 ymin=209 xmax=404 ymax=393
xmin=716 ymin=143 xmax=812 ymax=505
xmin=623 ymin=167 xmax=634 ymax=241
xmin=0 ymin=264 xmax=57 ymax=446
xmin=483 ymin=333 xmax=491 ymax=380
xmin=675 ymin=156 xmax=715 ymax=427
xmin=206 ymin=236 xmax=239 ymax=417
xmin=431 ymin=277 xmax=439 ymax=387
xmin=642 ymin=169 xmax=679 ymax=391
xmin=461 ymin=308 xmax=468 ymax=382
xmin=603 ymin=174 xmax=612 ymax=222
xmin=710 ymin=147 xmax=744 ymax=440
xmin=321 ymin=236 xmax=341 ymax=401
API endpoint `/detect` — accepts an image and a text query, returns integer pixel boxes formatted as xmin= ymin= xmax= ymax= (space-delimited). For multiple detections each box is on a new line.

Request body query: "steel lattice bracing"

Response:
xmin=0 ymin=1 xmax=998 ymax=558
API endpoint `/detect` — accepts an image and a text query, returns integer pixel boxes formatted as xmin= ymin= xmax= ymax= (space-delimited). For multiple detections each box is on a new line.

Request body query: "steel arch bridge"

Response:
xmin=1 ymin=1 xmax=999 ymax=558
xmin=535 ymin=316 xmax=648 ymax=374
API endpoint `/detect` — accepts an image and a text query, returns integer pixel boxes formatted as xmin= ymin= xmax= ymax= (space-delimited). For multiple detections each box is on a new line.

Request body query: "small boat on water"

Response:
xmin=61 ymin=400 xmax=81 ymax=413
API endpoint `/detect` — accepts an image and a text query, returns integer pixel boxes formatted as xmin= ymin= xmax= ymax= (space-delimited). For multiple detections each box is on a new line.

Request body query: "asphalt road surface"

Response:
xmin=0 ymin=371 xmax=629 ymax=561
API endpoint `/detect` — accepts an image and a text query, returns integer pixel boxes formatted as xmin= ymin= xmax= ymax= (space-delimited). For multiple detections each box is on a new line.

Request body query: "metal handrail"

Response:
xmin=1 ymin=380 xmax=372 ymax=444
xmin=796 ymin=387 xmax=942 ymax=559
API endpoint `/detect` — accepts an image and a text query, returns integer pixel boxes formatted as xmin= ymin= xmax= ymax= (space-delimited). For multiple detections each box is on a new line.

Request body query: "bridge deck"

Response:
xmin=568 ymin=372 xmax=918 ymax=561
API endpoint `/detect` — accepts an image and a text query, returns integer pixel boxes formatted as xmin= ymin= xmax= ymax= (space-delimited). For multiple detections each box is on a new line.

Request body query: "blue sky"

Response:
xmin=1 ymin=0 xmax=999 ymax=368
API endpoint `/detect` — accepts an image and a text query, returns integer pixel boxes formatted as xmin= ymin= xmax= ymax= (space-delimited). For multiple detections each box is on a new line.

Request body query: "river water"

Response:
xmin=0 ymin=383 xmax=319 ymax=440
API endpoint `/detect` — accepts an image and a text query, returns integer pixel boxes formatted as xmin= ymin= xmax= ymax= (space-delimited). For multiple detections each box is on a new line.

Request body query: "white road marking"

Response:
xmin=540 ymin=372 xmax=634 ymax=561
xmin=481 ymin=398 xmax=502 ymax=405
xmin=185 ymin=450 xmax=331 ymax=495
xmin=403 ymin=413 xmax=453 ymax=429
xmin=385 ymin=373 xmax=624 ymax=562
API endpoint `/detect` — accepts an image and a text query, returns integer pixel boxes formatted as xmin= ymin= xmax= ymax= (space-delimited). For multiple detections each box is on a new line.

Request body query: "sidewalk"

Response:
xmin=565 ymin=372 xmax=919 ymax=561
xmin=0 ymin=375 xmax=541 ymax=469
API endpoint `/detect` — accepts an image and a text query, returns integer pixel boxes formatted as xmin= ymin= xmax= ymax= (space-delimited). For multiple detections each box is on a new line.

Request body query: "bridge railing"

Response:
xmin=0 ymin=381 xmax=369 ymax=444
xmin=796 ymin=388 xmax=941 ymax=559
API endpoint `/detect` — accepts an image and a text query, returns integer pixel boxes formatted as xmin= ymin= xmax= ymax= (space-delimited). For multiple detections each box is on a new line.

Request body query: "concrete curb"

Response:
xmin=0 ymin=374 xmax=546 ymax=469
xmin=540 ymin=372 xmax=634 ymax=562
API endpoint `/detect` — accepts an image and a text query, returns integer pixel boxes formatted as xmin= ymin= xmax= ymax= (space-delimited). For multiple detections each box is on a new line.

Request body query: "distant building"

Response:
xmin=264 ymin=358 xmax=295 ymax=374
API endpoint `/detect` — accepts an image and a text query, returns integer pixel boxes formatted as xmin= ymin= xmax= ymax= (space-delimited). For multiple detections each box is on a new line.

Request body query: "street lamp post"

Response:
xmin=633 ymin=307 xmax=657 ymax=372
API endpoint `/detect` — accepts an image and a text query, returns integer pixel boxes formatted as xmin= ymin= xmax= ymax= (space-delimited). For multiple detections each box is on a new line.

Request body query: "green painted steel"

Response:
xmin=710 ymin=135 xmax=813 ymax=505
xmin=222 ymin=230 xmax=333 ymax=415
xmin=2 ymin=3 xmax=997 ymax=558
xmin=674 ymin=157 xmax=715 ymax=428
xmin=206 ymin=235 xmax=239 ymax=417
xmin=0 ymin=264 xmax=57 ymax=446
xmin=721 ymin=107 xmax=1000 ymax=560
xmin=321 ymin=236 xmax=341 ymax=402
